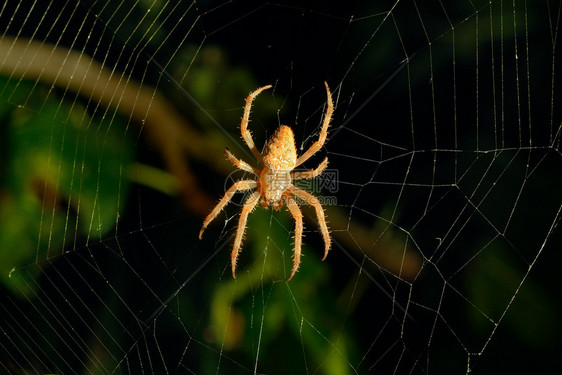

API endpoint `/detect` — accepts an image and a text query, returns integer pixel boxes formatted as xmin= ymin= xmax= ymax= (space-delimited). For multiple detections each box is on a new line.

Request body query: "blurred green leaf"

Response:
xmin=207 ymin=208 xmax=357 ymax=374
xmin=0 ymin=78 xmax=134 ymax=297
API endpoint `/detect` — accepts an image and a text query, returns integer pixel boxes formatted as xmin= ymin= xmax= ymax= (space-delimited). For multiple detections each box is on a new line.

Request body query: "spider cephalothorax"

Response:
xmin=199 ymin=82 xmax=333 ymax=280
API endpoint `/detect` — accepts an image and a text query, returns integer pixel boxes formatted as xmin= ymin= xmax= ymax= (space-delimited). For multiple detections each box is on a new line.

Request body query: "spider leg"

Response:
xmin=284 ymin=194 xmax=304 ymax=281
xmin=295 ymin=82 xmax=333 ymax=167
xmin=199 ymin=180 xmax=257 ymax=239
xmin=290 ymin=186 xmax=331 ymax=261
xmin=231 ymin=190 xmax=261 ymax=278
xmin=291 ymin=157 xmax=328 ymax=180
xmin=225 ymin=148 xmax=260 ymax=175
xmin=240 ymin=84 xmax=272 ymax=166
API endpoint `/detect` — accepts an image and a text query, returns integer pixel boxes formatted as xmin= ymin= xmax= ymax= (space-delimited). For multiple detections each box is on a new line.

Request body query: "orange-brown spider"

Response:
xmin=199 ymin=82 xmax=333 ymax=280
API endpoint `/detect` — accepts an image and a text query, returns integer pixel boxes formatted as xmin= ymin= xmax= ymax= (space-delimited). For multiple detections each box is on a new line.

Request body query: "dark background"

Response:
xmin=1 ymin=0 xmax=561 ymax=374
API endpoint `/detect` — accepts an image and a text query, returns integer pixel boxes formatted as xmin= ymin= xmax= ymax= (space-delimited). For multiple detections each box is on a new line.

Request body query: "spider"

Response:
xmin=199 ymin=82 xmax=333 ymax=281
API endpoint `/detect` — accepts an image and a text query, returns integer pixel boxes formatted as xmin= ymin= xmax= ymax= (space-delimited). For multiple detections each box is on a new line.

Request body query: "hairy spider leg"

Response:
xmin=199 ymin=180 xmax=257 ymax=239
xmin=295 ymin=82 xmax=334 ymax=167
xmin=225 ymin=148 xmax=260 ymax=175
xmin=231 ymin=191 xmax=261 ymax=278
xmin=240 ymin=85 xmax=273 ymax=165
xmin=291 ymin=157 xmax=328 ymax=180
xmin=284 ymin=194 xmax=304 ymax=281
xmin=290 ymin=186 xmax=331 ymax=261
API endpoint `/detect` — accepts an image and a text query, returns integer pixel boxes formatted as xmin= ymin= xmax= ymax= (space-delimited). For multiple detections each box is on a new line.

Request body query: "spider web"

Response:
xmin=1 ymin=0 xmax=561 ymax=374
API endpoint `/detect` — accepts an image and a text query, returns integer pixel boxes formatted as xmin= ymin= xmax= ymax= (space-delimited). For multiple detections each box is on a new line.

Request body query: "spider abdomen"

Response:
xmin=262 ymin=125 xmax=297 ymax=171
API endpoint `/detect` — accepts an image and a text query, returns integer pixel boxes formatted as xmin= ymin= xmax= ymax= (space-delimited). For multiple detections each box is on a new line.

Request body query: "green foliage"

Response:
xmin=172 ymin=45 xmax=279 ymax=137
xmin=206 ymin=208 xmax=358 ymax=374
xmin=0 ymin=79 xmax=134 ymax=297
